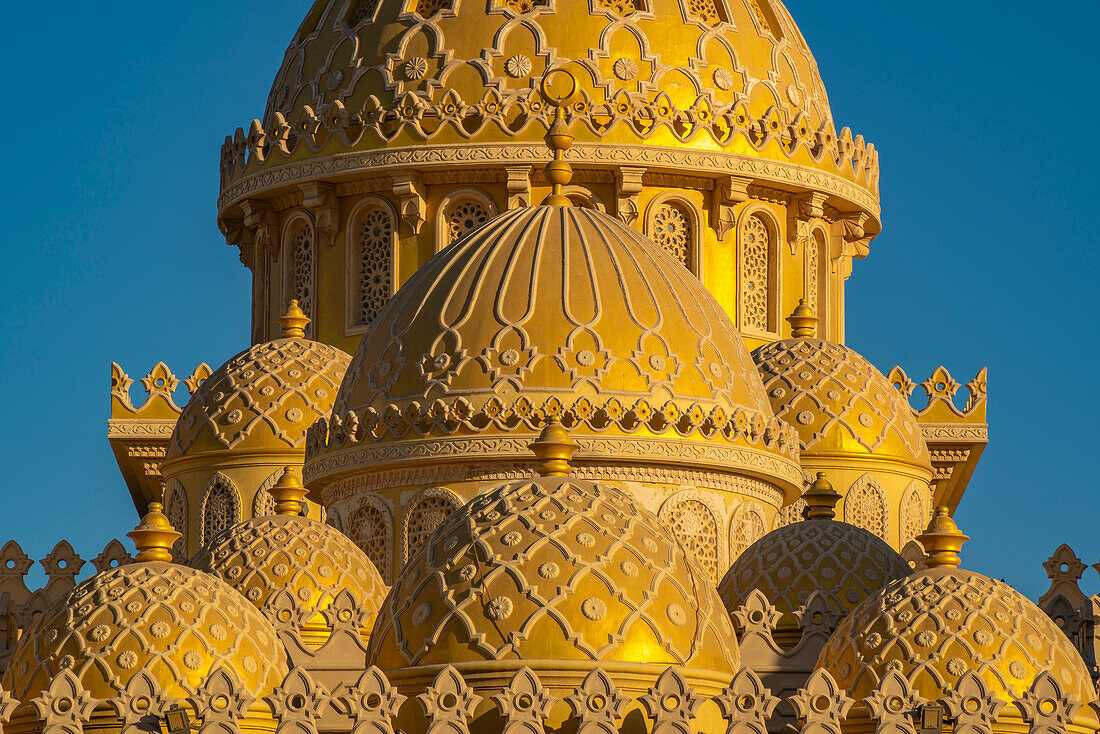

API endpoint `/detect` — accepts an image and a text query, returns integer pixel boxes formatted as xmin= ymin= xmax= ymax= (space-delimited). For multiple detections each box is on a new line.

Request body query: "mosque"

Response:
xmin=1 ymin=2 xmax=1098 ymax=734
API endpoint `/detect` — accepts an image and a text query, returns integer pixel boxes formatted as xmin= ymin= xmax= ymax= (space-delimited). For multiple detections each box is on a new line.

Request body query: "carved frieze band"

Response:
xmin=920 ymin=423 xmax=989 ymax=442
xmin=107 ymin=419 xmax=178 ymax=439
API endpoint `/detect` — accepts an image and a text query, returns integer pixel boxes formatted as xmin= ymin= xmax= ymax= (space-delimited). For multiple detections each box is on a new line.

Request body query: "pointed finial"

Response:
xmin=787 ymin=299 xmax=818 ymax=338
xmin=278 ymin=300 xmax=310 ymax=338
xmin=918 ymin=506 xmax=969 ymax=568
xmin=128 ymin=503 xmax=181 ymax=563
xmin=269 ymin=467 xmax=308 ymax=516
xmin=803 ymin=472 xmax=841 ymax=520
xmin=529 ymin=417 xmax=578 ymax=477
xmin=540 ymin=69 xmax=577 ymax=206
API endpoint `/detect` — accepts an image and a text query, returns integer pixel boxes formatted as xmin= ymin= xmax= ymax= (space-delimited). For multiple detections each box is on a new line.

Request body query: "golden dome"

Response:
xmin=219 ymin=0 xmax=877 ymax=204
xmin=752 ymin=336 xmax=931 ymax=469
xmin=818 ymin=510 xmax=1096 ymax=705
xmin=718 ymin=473 xmax=911 ymax=633
xmin=367 ymin=474 xmax=739 ymax=679
xmin=3 ymin=560 xmax=287 ymax=701
xmin=191 ymin=470 xmax=388 ymax=644
xmin=165 ymin=306 xmax=351 ymax=462
xmin=306 ymin=204 xmax=802 ymax=496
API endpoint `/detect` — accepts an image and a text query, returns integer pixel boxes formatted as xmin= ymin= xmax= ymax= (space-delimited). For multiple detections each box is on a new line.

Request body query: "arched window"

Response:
xmin=163 ymin=480 xmax=188 ymax=562
xmin=806 ymin=229 xmax=827 ymax=334
xmin=845 ymin=474 xmax=888 ymax=541
xmin=252 ymin=468 xmax=283 ymax=518
xmin=776 ymin=498 xmax=806 ymax=528
xmin=899 ymin=481 xmax=930 ymax=546
xmin=286 ymin=219 xmax=316 ymax=337
xmin=658 ymin=494 xmax=721 ymax=584
xmin=648 ymin=200 xmax=695 ymax=272
xmin=199 ymin=473 xmax=242 ymax=547
xmin=350 ymin=204 xmax=395 ymax=331
xmin=351 ymin=496 xmax=393 ymax=583
xmin=446 ymin=200 xmax=490 ymax=244
xmin=403 ymin=488 xmax=463 ymax=562
xmin=746 ymin=0 xmax=782 ymax=37
xmin=739 ymin=212 xmax=777 ymax=334
xmin=730 ymin=503 xmax=767 ymax=560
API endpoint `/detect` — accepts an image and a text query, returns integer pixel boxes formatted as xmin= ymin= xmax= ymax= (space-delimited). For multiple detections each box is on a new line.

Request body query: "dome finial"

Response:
xmin=528 ymin=416 xmax=578 ymax=476
xmin=269 ymin=467 xmax=309 ymax=516
xmin=803 ymin=472 xmax=841 ymax=520
xmin=918 ymin=506 xmax=970 ymax=568
xmin=787 ymin=299 xmax=818 ymax=338
xmin=540 ymin=69 xmax=577 ymax=206
xmin=278 ymin=300 xmax=310 ymax=338
xmin=128 ymin=502 xmax=181 ymax=563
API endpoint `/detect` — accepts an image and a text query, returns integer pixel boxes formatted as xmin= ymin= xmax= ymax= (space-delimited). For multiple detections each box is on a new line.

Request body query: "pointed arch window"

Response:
xmin=199 ymin=474 xmax=242 ymax=547
xmin=163 ymin=480 xmax=188 ymax=561
xmin=845 ymin=474 xmax=888 ymax=541
xmin=739 ymin=212 xmax=778 ymax=334
xmin=351 ymin=205 xmax=395 ymax=331
xmin=286 ymin=219 xmax=316 ymax=338
xmin=403 ymin=489 xmax=463 ymax=562
xmin=351 ymin=496 xmax=393 ymax=583
xmin=658 ymin=495 xmax=720 ymax=584
xmin=648 ymin=200 xmax=697 ymax=273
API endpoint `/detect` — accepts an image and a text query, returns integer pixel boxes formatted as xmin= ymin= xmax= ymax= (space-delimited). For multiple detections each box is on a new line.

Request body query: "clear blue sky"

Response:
xmin=0 ymin=2 xmax=1096 ymax=598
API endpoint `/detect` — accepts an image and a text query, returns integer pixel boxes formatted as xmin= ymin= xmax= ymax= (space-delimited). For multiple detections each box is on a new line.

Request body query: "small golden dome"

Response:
xmin=719 ymin=474 xmax=910 ymax=634
xmin=166 ymin=305 xmax=351 ymax=461
xmin=307 ymin=205 xmax=802 ymax=497
xmin=3 ymin=506 xmax=287 ymax=701
xmin=367 ymin=474 xmax=739 ymax=678
xmin=752 ymin=336 xmax=931 ymax=469
xmin=192 ymin=469 xmax=388 ymax=645
xmin=817 ymin=511 xmax=1096 ymax=705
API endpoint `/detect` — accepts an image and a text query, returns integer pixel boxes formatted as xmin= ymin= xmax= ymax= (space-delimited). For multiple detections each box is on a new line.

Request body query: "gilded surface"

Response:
xmin=308 ymin=205 xmax=799 ymax=492
xmin=367 ymin=476 xmax=739 ymax=674
xmin=191 ymin=514 xmax=388 ymax=631
xmin=752 ymin=338 xmax=931 ymax=467
xmin=817 ymin=567 xmax=1097 ymax=704
xmin=3 ymin=562 xmax=287 ymax=700
xmin=166 ymin=337 xmax=351 ymax=460
xmin=718 ymin=518 xmax=911 ymax=629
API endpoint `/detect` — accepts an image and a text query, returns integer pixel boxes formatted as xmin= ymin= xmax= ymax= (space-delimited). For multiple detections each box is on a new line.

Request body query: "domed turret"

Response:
xmin=752 ymin=305 xmax=933 ymax=551
xmin=305 ymin=118 xmax=802 ymax=583
xmin=2 ymin=506 xmax=288 ymax=732
xmin=160 ymin=302 xmax=352 ymax=558
xmin=719 ymin=473 xmax=911 ymax=647
xmin=218 ymin=0 xmax=880 ymax=352
xmin=818 ymin=510 xmax=1097 ymax=724
xmin=366 ymin=424 xmax=739 ymax=731
xmin=192 ymin=468 xmax=388 ymax=653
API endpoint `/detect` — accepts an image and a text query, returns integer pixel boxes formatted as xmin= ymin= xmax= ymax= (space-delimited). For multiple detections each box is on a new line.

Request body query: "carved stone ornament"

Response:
xmin=419 ymin=667 xmax=482 ymax=734
xmin=565 ymin=668 xmax=629 ymax=734
xmin=715 ymin=668 xmax=780 ymax=734
xmin=639 ymin=668 xmax=703 ymax=734
xmin=333 ymin=666 xmax=406 ymax=734
xmin=30 ymin=669 xmax=99 ymax=734
xmin=787 ymin=670 xmax=854 ymax=734
xmin=493 ymin=667 xmax=557 ymax=734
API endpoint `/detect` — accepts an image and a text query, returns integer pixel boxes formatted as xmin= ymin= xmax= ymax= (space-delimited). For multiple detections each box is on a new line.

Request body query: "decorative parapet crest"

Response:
xmin=1038 ymin=544 xmax=1100 ymax=684
xmin=108 ymin=362 xmax=210 ymax=514
xmin=889 ymin=366 xmax=988 ymax=512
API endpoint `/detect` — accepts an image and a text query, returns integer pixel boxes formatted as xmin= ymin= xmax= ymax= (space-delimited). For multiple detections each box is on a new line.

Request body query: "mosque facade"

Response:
xmin=3 ymin=2 xmax=1098 ymax=734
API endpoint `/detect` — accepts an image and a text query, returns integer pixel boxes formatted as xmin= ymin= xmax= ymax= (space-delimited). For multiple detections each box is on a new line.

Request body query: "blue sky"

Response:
xmin=0 ymin=2 xmax=1096 ymax=598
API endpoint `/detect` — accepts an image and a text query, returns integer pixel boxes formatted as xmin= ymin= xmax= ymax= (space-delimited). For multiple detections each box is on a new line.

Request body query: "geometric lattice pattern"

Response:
xmin=404 ymin=490 xmax=463 ymax=563
xmin=747 ymin=0 xmax=777 ymax=36
xmin=844 ymin=474 xmax=887 ymax=541
xmin=351 ymin=0 xmax=380 ymax=23
xmin=687 ymin=0 xmax=722 ymax=23
xmin=777 ymin=498 xmax=807 ymax=529
xmin=651 ymin=202 xmax=692 ymax=269
xmin=446 ymin=200 xmax=490 ymax=244
xmin=357 ymin=208 xmax=394 ymax=328
xmin=368 ymin=477 xmax=740 ymax=673
xmin=806 ymin=234 xmax=820 ymax=314
xmin=351 ymin=496 xmax=392 ymax=583
xmin=658 ymin=496 xmax=720 ymax=584
xmin=594 ymin=0 xmax=640 ymax=15
xmin=730 ymin=503 xmax=767 ymax=560
xmin=740 ymin=214 xmax=770 ymax=332
xmin=498 ymin=0 xmax=549 ymax=11
xmin=899 ymin=481 xmax=929 ymax=546
xmin=290 ymin=223 xmax=315 ymax=338
xmin=252 ymin=469 xmax=283 ymax=519
xmin=415 ymin=0 xmax=453 ymax=17
xmin=163 ymin=480 xmax=188 ymax=562
xmin=4 ymin=563 xmax=287 ymax=700
xmin=719 ymin=517 xmax=910 ymax=632
xmin=199 ymin=473 xmax=241 ymax=548
xmin=820 ymin=567 xmax=1098 ymax=704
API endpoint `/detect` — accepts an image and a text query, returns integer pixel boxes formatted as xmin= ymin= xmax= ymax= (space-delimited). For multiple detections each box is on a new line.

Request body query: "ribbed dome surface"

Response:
xmin=3 ymin=563 xmax=287 ymax=700
xmin=367 ymin=476 xmax=739 ymax=675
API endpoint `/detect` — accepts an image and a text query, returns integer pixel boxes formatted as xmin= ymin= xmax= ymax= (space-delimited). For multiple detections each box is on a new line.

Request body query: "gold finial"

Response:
xmin=786 ymin=299 xmax=818 ymax=338
xmin=803 ymin=472 xmax=841 ymax=520
xmin=128 ymin=502 xmax=181 ymax=563
xmin=269 ymin=467 xmax=308 ymax=516
xmin=278 ymin=300 xmax=311 ymax=339
xmin=528 ymin=417 xmax=578 ymax=477
xmin=917 ymin=506 xmax=969 ymax=568
xmin=540 ymin=69 xmax=577 ymax=206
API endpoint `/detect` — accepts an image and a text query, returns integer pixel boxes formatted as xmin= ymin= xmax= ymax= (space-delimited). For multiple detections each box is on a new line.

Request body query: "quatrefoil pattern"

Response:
xmin=367 ymin=477 xmax=739 ymax=676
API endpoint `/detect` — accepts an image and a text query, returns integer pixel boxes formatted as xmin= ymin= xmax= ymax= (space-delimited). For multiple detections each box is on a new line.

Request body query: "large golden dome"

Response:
xmin=3 ymin=561 xmax=287 ymax=701
xmin=165 ymin=308 xmax=351 ymax=462
xmin=306 ymin=204 xmax=802 ymax=497
xmin=752 ymin=336 xmax=930 ymax=468
xmin=818 ymin=510 xmax=1096 ymax=706
xmin=192 ymin=470 xmax=388 ymax=644
xmin=718 ymin=475 xmax=911 ymax=635
xmin=367 ymin=473 xmax=739 ymax=685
